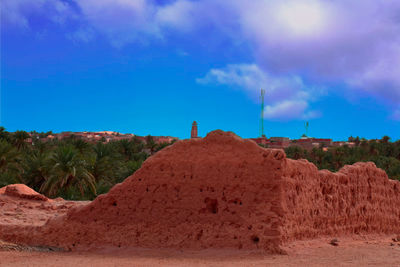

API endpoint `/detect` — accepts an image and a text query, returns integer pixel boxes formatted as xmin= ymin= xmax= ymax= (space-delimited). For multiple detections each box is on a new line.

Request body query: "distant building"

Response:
xmin=332 ymin=141 xmax=356 ymax=148
xmin=28 ymin=130 xmax=178 ymax=144
xmin=291 ymin=138 xmax=332 ymax=150
xmin=191 ymin=121 xmax=199 ymax=139
xmin=249 ymin=137 xmax=270 ymax=145
xmin=269 ymin=137 xmax=290 ymax=149
xmin=248 ymin=137 xmax=290 ymax=148
xmin=248 ymin=135 xmax=340 ymax=150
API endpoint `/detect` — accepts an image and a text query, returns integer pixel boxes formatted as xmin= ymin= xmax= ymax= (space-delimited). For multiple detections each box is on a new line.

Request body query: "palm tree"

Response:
xmin=145 ymin=135 xmax=157 ymax=155
xmin=285 ymin=146 xmax=305 ymax=160
xmin=41 ymin=145 xmax=96 ymax=198
xmin=381 ymin=136 xmax=391 ymax=144
xmin=118 ymin=160 xmax=143 ymax=182
xmin=0 ymin=140 xmax=22 ymax=186
xmin=309 ymin=147 xmax=325 ymax=167
xmin=369 ymin=142 xmax=379 ymax=157
xmin=332 ymin=147 xmax=346 ymax=170
xmin=131 ymin=136 xmax=145 ymax=152
xmin=12 ymin=130 xmax=30 ymax=150
xmin=0 ymin=127 xmax=10 ymax=142
xmin=91 ymin=142 xmax=117 ymax=182
xmin=354 ymin=136 xmax=361 ymax=146
xmin=114 ymin=139 xmax=134 ymax=160
xmin=22 ymin=150 xmax=50 ymax=192
xmin=32 ymin=139 xmax=51 ymax=154
xmin=72 ymin=139 xmax=92 ymax=154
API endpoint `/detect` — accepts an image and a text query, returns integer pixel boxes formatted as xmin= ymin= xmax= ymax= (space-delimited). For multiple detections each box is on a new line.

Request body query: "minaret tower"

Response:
xmin=191 ymin=121 xmax=198 ymax=139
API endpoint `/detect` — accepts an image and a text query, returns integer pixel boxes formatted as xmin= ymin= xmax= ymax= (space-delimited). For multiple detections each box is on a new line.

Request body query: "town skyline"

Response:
xmin=3 ymin=0 xmax=400 ymax=141
xmin=0 ymin=124 xmax=393 ymax=149
xmin=0 ymin=120 xmax=397 ymax=142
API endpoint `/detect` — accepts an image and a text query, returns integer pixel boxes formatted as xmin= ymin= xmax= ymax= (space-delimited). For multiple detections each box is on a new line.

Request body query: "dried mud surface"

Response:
xmin=1 ymin=184 xmax=49 ymax=201
xmin=281 ymin=160 xmax=400 ymax=241
xmin=0 ymin=130 xmax=399 ymax=254
xmin=0 ymin=185 xmax=86 ymax=227
xmin=1 ymin=237 xmax=400 ymax=267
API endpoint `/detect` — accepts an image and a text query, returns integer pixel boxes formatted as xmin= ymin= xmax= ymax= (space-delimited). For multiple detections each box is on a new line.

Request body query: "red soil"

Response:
xmin=2 ymin=237 xmax=400 ymax=266
xmin=0 ymin=186 xmax=87 ymax=229
xmin=0 ymin=184 xmax=48 ymax=201
xmin=0 ymin=130 xmax=400 ymax=253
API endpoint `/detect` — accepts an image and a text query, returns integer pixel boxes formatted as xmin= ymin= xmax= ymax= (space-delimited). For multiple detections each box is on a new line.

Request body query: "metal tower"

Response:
xmin=260 ymin=89 xmax=266 ymax=137
xmin=305 ymin=121 xmax=309 ymax=137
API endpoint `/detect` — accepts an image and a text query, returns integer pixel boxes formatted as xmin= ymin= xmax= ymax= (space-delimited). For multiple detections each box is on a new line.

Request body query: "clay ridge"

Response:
xmin=1 ymin=130 xmax=399 ymax=253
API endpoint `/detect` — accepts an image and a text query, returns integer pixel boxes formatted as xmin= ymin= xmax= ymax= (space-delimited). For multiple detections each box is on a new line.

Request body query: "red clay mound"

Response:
xmin=1 ymin=130 xmax=400 ymax=253
xmin=4 ymin=130 xmax=286 ymax=252
xmin=1 ymin=184 xmax=48 ymax=201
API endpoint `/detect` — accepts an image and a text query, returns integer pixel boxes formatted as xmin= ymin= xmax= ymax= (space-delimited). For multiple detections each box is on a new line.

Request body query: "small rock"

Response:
xmin=330 ymin=238 xmax=339 ymax=246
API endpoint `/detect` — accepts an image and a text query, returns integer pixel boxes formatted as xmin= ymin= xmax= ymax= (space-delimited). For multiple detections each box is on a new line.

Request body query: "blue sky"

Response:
xmin=2 ymin=0 xmax=400 ymax=140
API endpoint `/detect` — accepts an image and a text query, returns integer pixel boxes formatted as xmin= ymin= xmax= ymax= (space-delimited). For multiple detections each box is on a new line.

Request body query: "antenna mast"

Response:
xmin=305 ymin=121 xmax=309 ymax=137
xmin=260 ymin=89 xmax=266 ymax=137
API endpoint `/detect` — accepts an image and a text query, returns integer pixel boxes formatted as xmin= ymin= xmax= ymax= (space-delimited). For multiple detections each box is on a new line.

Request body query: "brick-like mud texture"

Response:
xmin=1 ymin=130 xmax=399 ymax=253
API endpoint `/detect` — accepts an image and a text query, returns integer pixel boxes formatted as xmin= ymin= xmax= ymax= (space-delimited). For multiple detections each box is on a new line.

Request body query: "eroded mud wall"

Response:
xmin=9 ymin=131 xmax=287 ymax=252
xmin=281 ymin=160 xmax=400 ymax=242
xmin=2 ymin=131 xmax=400 ymax=252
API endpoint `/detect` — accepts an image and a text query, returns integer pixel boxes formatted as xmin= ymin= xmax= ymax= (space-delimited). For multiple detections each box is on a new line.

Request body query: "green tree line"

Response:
xmin=0 ymin=127 xmax=174 ymax=200
xmin=283 ymin=135 xmax=400 ymax=181
xmin=2 ymin=127 xmax=399 ymax=200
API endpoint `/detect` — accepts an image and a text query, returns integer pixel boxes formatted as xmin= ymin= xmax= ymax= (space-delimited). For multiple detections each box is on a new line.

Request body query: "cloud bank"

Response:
xmin=3 ymin=0 xmax=400 ymax=119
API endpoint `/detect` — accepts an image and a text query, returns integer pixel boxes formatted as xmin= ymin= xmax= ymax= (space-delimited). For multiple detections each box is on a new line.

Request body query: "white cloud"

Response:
xmin=233 ymin=0 xmax=400 ymax=106
xmin=1 ymin=0 xmax=73 ymax=29
xmin=73 ymin=0 xmax=161 ymax=47
xmin=4 ymin=0 xmax=400 ymax=117
xmin=197 ymin=63 xmax=321 ymax=120
xmin=155 ymin=0 xmax=199 ymax=32
xmin=1 ymin=0 xmax=30 ymax=28
xmin=66 ymin=27 xmax=95 ymax=43
xmin=264 ymin=100 xmax=320 ymax=120
xmin=197 ymin=64 xmax=267 ymax=94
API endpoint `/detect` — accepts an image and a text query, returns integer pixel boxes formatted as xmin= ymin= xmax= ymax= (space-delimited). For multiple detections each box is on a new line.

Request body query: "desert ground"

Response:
xmin=1 ymin=237 xmax=400 ymax=266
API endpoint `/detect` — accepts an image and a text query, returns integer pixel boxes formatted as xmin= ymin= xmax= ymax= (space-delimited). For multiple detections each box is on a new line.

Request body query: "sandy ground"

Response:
xmin=1 ymin=237 xmax=400 ymax=267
